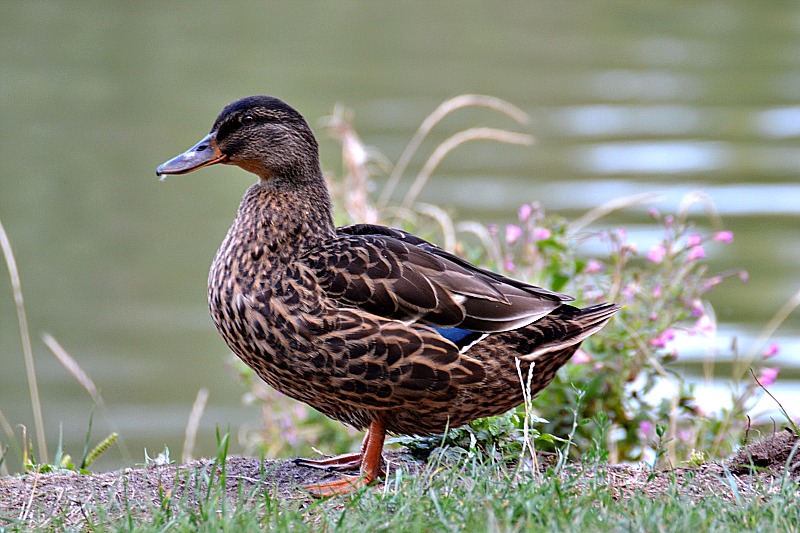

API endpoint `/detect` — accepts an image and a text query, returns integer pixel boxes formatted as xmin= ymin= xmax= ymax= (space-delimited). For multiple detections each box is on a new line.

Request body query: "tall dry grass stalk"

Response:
xmin=400 ymin=127 xmax=533 ymax=209
xmin=322 ymin=105 xmax=390 ymax=224
xmin=42 ymin=333 xmax=132 ymax=464
xmin=413 ymin=203 xmax=458 ymax=252
xmin=42 ymin=333 xmax=104 ymax=408
xmin=0 ymin=407 xmax=14 ymax=476
xmin=182 ymin=388 xmax=209 ymax=463
xmin=326 ymin=95 xmax=533 ymax=231
xmin=515 ymin=358 xmax=540 ymax=482
xmin=378 ymin=94 xmax=530 ymax=208
xmin=567 ymin=192 xmax=662 ymax=235
xmin=747 ymin=289 xmax=800 ymax=370
xmin=0 ymin=218 xmax=47 ymax=463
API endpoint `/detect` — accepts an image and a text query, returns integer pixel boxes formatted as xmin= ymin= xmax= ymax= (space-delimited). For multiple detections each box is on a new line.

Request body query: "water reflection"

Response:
xmin=579 ymin=141 xmax=732 ymax=174
xmin=587 ymin=70 xmax=703 ymax=100
xmin=555 ymin=105 xmax=701 ymax=136
xmin=672 ymin=328 xmax=800 ymax=366
xmin=429 ymin=178 xmax=800 ymax=216
xmin=754 ymin=107 xmax=800 ymax=138
xmin=649 ymin=377 xmax=799 ymax=420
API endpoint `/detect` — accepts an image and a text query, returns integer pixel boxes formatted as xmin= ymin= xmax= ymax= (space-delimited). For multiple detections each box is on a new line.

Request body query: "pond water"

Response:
xmin=1 ymin=1 xmax=798 ymax=471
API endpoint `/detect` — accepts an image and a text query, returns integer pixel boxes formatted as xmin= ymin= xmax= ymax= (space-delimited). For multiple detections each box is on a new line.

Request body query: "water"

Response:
xmin=1 ymin=1 xmax=798 ymax=471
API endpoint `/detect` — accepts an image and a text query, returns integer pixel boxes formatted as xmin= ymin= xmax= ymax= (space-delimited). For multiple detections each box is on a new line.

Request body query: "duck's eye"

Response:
xmin=241 ymin=115 xmax=255 ymax=126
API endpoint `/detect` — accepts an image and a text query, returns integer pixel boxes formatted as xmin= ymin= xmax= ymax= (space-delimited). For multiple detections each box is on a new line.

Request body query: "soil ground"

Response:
xmin=1 ymin=429 xmax=798 ymax=528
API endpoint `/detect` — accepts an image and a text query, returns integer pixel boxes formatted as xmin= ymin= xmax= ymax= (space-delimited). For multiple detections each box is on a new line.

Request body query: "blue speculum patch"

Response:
xmin=432 ymin=326 xmax=486 ymax=351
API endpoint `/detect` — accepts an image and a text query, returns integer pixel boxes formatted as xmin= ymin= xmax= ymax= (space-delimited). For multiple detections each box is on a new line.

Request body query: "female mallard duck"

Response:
xmin=157 ymin=96 xmax=620 ymax=496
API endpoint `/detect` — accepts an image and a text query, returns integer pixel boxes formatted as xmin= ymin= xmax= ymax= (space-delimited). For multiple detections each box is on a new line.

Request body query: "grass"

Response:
xmin=225 ymin=471 xmax=795 ymax=532
xmin=0 ymin=219 xmax=47 ymax=465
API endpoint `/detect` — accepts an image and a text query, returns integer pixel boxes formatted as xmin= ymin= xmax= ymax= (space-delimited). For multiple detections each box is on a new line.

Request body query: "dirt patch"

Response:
xmin=577 ymin=427 xmax=800 ymax=503
xmin=0 ymin=450 xmax=422 ymax=527
xmin=1 ymin=429 xmax=797 ymax=528
xmin=729 ymin=427 xmax=800 ymax=476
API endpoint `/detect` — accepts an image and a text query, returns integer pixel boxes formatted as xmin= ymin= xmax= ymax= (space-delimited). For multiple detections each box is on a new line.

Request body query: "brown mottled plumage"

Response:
xmin=157 ymin=95 xmax=620 ymax=496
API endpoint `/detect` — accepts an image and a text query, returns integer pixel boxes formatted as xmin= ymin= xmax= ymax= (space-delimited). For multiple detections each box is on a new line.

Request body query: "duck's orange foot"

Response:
xmin=297 ymin=420 xmax=387 ymax=498
xmin=303 ymin=474 xmax=373 ymax=497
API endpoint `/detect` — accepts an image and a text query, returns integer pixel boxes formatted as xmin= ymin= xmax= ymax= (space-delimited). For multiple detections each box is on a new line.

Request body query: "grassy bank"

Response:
xmin=2 ymin=429 xmax=799 ymax=531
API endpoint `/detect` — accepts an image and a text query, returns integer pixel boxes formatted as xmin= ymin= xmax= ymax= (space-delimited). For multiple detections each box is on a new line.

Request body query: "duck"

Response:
xmin=156 ymin=95 xmax=620 ymax=497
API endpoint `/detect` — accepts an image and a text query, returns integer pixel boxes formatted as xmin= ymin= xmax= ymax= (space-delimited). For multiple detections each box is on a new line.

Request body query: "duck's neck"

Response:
xmin=216 ymin=178 xmax=335 ymax=280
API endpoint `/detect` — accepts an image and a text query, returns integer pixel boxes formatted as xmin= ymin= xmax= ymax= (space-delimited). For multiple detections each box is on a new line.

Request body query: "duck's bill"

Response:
xmin=156 ymin=133 xmax=227 ymax=179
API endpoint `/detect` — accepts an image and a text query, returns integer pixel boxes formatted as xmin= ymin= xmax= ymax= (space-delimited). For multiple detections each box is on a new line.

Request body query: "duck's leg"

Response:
xmin=302 ymin=420 xmax=386 ymax=497
xmin=294 ymin=431 xmax=369 ymax=472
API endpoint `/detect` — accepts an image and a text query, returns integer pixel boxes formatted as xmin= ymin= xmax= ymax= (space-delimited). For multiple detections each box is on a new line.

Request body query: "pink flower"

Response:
xmin=652 ymin=284 xmax=662 ymax=299
xmin=687 ymin=234 xmax=702 ymax=247
xmin=639 ymin=421 xmax=653 ymax=435
xmin=739 ymin=270 xmax=749 ymax=283
xmin=650 ymin=328 xmax=676 ymax=348
xmin=713 ymin=230 xmax=733 ymax=243
xmin=647 ymin=244 xmax=666 ymax=264
xmin=757 ymin=367 xmax=779 ymax=386
xmin=518 ymin=204 xmax=532 ymax=222
xmin=505 ymin=224 xmax=522 ymax=245
xmin=532 ymin=227 xmax=552 ymax=241
xmin=504 ymin=258 xmax=515 ymax=272
xmin=572 ymin=349 xmax=592 ymax=364
xmin=687 ymin=245 xmax=706 ymax=261
xmin=585 ymin=259 xmax=605 ymax=273
xmin=693 ymin=314 xmax=714 ymax=335
xmin=691 ymin=300 xmax=704 ymax=316
xmin=648 ymin=208 xmax=660 ymax=220
xmin=703 ymin=276 xmax=722 ymax=291
xmin=487 ymin=223 xmax=498 ymax=237
xmin=762 ymin=342 xmax=780 ymax=359
xmin=622 ymin=283 xmax=638 ymax=301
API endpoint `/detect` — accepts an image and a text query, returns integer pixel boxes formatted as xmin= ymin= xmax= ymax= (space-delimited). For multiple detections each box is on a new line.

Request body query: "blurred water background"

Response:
xmin=1 ymin=1 xmax=798 ymax=471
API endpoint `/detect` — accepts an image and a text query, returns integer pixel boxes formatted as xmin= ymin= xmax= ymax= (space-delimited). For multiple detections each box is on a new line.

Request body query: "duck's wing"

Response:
xmin=301 ymin=224 xmax=573 ymax=333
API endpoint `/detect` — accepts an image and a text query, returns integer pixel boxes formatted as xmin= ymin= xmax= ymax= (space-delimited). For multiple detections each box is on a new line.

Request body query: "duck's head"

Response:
xmin=157 ymin=96 xmax=321 ymax=185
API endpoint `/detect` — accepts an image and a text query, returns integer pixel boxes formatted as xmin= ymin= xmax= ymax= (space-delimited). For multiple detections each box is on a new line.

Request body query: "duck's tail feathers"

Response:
xmin=517 ymin=302 xmax=621 ymax=362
